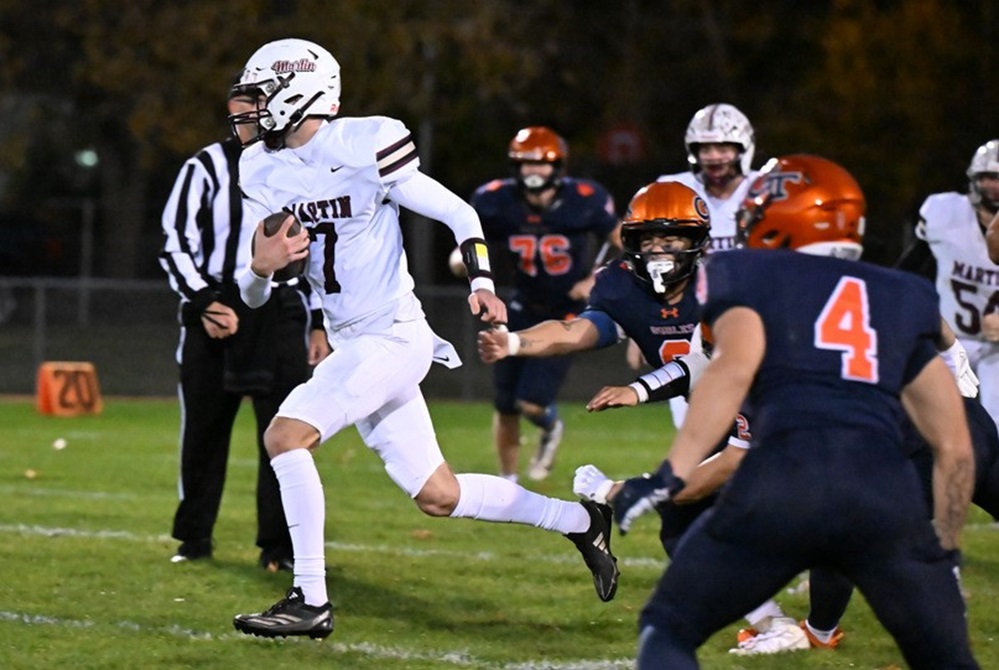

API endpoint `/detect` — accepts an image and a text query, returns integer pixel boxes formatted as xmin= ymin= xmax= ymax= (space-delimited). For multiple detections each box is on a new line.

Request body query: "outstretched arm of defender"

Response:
xmin=587 ymin=351 xmax=711 ymax=411
xmin=478 ymin=317 xmax=602 ymax=363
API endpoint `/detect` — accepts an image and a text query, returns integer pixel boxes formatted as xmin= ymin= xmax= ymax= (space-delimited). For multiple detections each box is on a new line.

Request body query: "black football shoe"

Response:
xmin=170 ymin=538 xmax=212 ymax=563
xmin=565 ymin=500 xmax=619 ymax=602
xmin=233 ymin=587 xmax=334 ymax=639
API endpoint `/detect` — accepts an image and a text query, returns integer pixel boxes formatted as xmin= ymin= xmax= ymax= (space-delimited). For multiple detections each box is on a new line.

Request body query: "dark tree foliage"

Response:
xmin=0 ymin=0 xmax=994 ymax=276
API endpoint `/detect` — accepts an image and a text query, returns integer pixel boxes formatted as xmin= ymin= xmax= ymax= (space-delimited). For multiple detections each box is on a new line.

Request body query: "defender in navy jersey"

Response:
xmin=477 ymin=180 xmax=709 ymax=387
xmin=479 ymin=181 xmax=755 ymax=546
xmin=613 ymin=155 xmax=977 ymax=669
xmin=471 ymin=126 xmax=620 ymax=481
xmin=479 ymin=179 xmax=750 ymax=460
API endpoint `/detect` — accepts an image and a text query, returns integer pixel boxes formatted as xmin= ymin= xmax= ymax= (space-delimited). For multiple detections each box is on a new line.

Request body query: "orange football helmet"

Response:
xmin=621 ymin=181 xmax=711 ymax=296
xmin=736 ymin=154 xmax=866 ymax=259
xmin=508 ymin=126 xmax=568 ymax=163
xmin=508 ymin=126 xmax=568 ymax=192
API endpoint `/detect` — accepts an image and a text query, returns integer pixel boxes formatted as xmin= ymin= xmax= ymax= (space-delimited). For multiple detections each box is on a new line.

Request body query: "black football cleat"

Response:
xmin=233 ymin=587 xmax=334 ymax=639
xmin=565 ymin=499 xmax=619 ymax=602
xmin=170 ymin=538 xmax=212 ymax=563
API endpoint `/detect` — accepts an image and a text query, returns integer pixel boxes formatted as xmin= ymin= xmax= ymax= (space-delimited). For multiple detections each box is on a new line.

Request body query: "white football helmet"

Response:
xmin=967 ymin=139 xmax=999 ymax=212
xmin=229 ymin=38 xmax=341 ymax=148
xmin=684 ymin=103 xmax=755 ymax=176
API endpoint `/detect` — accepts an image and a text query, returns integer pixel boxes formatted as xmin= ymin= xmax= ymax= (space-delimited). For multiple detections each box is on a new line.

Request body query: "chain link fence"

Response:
xmin=0 ymin=278 xmax=633 ymax=401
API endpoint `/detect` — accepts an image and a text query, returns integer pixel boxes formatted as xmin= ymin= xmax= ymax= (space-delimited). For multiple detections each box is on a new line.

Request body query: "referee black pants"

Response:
xmin=171 ymin=286 xmax=311 ymax=555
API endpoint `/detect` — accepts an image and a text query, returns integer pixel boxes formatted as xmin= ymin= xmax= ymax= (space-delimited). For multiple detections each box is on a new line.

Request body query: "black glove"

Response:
xmin=613 ymin=460 xmax=685 ymax=535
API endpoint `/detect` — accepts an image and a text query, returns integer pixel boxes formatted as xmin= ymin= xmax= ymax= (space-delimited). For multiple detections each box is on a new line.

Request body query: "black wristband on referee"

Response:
xmin=190 ymin=287 xmax=221 ymax=314
xmin=459 ymin=237 xmax=494 ymax=282
xmin=310 ymin=309 xmax=324 ymax=332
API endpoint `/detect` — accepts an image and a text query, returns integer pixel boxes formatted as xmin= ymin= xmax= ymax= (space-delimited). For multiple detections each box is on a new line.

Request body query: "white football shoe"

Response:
xmin=729 ymin=616 xmax=810 ymax=655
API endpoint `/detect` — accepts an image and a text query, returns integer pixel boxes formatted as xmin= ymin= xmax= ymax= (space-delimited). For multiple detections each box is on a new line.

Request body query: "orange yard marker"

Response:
xmin=36 ymin=361 xmax=104 ymax=416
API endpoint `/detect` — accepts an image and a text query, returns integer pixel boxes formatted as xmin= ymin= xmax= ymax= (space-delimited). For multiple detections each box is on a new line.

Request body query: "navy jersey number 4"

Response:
xmin=814 ymin=275 xmax=879 ymax=384
xmin=697 ymin=249 xmax=941 ymax=440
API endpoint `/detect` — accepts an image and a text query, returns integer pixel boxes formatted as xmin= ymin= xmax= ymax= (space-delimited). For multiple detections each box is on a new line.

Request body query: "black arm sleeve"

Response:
xmin=637 ymin=359 xmax=691 ymax=403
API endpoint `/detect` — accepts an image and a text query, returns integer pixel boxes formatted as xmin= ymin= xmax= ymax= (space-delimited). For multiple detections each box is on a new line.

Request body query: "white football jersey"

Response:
xmin=917 ymin=191 xmax=999 ymax=342
xmin=656 ymin=171 xmax=759 ymax=253
xmin=240 ymin=116 xmax=421 ymax=332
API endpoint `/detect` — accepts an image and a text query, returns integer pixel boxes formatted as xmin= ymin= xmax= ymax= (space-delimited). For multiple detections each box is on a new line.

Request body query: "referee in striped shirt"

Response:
xmin=159 ymin=87 xmax=330 ymax=570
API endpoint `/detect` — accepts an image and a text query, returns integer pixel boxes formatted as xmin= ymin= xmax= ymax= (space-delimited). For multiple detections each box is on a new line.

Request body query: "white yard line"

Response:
xmin=0 ymin=610 xmax=632 ymax=669
xmin=0 ymin=523 xmax=665 ymax=569
xmin=6 ymin=520 xmax=999 ymax=668
xmin=0 ymin=484 xmax=139 ymax=500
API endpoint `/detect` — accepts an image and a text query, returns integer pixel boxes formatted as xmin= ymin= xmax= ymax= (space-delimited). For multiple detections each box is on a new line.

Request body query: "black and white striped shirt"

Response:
xmin=159 ymin=137 xmax=246 ymax=310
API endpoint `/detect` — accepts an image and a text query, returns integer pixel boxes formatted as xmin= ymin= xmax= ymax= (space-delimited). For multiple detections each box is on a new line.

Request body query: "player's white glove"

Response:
xmin=573 ymin=464 xmax=615 ymax=504
xmin=939 ymin=340 xmax=979 ymax=398
xmin=613 ymin=460 xmax=685 ymax=535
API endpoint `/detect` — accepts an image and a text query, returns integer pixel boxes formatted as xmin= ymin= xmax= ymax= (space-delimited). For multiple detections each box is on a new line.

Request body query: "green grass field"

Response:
xmin=2 ymin=397 xmax=998 ymax=669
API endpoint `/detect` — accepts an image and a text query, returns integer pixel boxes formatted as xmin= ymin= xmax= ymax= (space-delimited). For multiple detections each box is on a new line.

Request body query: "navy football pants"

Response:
xmin=636 ymin=428 xmax=977 ymax=670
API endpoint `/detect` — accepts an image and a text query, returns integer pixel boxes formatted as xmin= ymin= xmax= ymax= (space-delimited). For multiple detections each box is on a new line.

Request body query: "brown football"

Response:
xmin=253 ymin=212 xmax=308 ymax=282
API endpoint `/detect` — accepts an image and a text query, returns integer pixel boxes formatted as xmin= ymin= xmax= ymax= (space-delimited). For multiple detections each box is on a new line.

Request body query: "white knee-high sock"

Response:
xmin=271 ymin=449 xmax=327 ymax=606
xmin=450 ymin=473 xmax=589 ymax=534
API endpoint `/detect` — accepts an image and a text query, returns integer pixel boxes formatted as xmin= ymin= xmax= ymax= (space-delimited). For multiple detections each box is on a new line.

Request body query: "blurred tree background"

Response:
xmin=0 ymin=0 xmax=994 ymax=280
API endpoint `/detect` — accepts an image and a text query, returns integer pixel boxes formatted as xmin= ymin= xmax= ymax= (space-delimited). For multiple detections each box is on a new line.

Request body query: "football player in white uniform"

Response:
xmin=652 ymin=103 xmax=759 ymax=428
xmin=228 ymin=38 xmax=619 ymax=640
xmin=898 ymin=139 xmax=999 ymax=426
xmin=657 ymin=103 xmax=759 ymax=252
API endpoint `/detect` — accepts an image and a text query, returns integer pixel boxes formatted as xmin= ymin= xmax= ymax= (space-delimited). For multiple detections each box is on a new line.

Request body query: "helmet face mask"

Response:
xmin=967 ymin=140 xmax=999 ymax=213
xmin=228 ymin=93 xmax=275 ymax=146
xmin=736 ymin=154 xmax=866 ymax=260
xmin=621 ymin=182 xmax=711 ymax=297
xmin=508 ymin=127 xmax=568 ymax=193
xmin=517 ymin=161 xmax=557 ymax=192
xmin=229 ymin=38 xmax=341 ymax=150
xmin=694 ymin=142 xmax=743 ymax=187
xmin=685 ymin=104 xmax=755 ymax=181
xmin=623 ymin=224 xmax=709 ymax=295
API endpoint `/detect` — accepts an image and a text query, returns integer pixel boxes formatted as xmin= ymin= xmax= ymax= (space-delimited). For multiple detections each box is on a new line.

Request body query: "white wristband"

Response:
xmin=236 ymin=267 xmax=273 ymax=309
xmin=628 ymin=381 xmax=650 ymax=403
xmin=507 ymin=332 xmax=521 ymax=356
xmin=470 ymin=276 xmax=496 ymax=294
